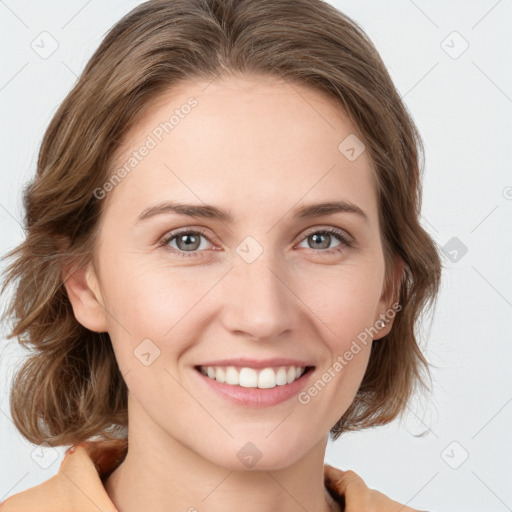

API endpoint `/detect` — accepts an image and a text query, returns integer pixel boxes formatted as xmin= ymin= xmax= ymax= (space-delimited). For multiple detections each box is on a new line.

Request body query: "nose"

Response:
xmin=218 ymin=252 xmax=301 ymax=341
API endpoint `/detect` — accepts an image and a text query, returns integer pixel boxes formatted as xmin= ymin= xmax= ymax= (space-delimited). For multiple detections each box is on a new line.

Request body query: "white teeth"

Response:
xmin=239 ymin=368 xmax=258 ymax=387
xmin=198 ymin=365 xmax=308 ymax=388
xmin=225 ymin=366 xmax=239 ymax=385
xmin=275 ymin=367 xmax=287 ymax=386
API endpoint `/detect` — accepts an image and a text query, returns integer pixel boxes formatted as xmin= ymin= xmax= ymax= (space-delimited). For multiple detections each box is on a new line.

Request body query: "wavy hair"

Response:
xmin=1 ymin=0 xmax=442 ymax=447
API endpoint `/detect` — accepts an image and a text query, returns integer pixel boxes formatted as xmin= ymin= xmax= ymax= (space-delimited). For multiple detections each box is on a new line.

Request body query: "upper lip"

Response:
xmin=196 ymin=358 xmax=315 ymax=369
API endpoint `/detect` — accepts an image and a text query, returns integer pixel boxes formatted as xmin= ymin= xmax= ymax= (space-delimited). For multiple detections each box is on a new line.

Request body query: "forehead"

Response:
xmin=104 ymin=75 xmax=378 ymax=224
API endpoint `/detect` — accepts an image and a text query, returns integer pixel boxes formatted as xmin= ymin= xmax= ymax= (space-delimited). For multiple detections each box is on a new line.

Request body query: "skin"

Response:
xmin=64 ymin=74 xmax=404 ymax=512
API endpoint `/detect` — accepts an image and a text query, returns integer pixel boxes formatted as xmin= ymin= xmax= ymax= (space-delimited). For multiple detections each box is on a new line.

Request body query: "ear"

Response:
xmin=62 ymin=261 xmax=109 ymax=333
xmin=372 ymin=256 xmax=404 ymax=340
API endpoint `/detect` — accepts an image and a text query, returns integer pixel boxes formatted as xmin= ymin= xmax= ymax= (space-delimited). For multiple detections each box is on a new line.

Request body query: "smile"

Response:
xmin=196 ymin=365 xmax=313 ymax=389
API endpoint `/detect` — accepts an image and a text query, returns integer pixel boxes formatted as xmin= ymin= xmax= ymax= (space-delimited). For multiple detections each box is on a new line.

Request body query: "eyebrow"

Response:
xmin=136 ymin=200 xmax=369 ymax=225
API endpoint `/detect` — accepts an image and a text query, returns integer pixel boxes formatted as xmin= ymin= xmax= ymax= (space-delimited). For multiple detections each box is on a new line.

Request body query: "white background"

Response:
xmin=1 ymin=1 xmax=511 ymax=511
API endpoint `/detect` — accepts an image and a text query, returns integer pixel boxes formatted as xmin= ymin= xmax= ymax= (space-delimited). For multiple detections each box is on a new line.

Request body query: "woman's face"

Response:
xmin=70 ymin=75 xmax=397 ymax=469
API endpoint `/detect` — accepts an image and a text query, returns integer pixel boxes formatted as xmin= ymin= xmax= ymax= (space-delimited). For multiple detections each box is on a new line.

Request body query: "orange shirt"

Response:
xmin=0 ymin=439 xmax=422 ymax=511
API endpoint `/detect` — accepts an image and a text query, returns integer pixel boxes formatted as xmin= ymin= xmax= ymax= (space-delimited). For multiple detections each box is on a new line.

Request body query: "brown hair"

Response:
xmin=1 ymin=0 xmax=442 ymax=447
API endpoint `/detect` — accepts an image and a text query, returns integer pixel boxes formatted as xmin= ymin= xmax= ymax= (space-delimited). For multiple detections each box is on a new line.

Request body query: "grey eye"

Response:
xmin=165 ymin=231 xmax=212 ymax=252
xmin=298 ymin=231 xmax=343 ymax=251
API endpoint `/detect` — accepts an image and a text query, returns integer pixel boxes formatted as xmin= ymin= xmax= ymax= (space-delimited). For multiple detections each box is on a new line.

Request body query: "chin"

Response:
xmin=200 ymin=436 xmax=312 ymax=472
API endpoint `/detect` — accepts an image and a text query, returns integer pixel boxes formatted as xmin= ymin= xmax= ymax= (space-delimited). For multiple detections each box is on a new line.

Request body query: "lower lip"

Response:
xmin=194 ymin=367 xmax=315 ymax=407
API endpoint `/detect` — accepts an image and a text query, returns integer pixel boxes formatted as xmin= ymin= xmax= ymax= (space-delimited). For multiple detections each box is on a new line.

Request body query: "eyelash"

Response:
xmin=158 ymin=227 xmax=354 ymax=258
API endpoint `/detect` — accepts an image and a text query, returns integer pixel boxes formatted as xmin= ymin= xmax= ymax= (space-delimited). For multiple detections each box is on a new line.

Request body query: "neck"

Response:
xmin=104 ymin=401 xmax=341 ymax=512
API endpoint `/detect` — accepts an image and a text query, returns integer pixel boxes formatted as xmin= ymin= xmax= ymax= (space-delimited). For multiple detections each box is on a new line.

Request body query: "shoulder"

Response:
xmin=0 ymin=474 xmax=67 ymax=512
xmin=1 ymin=440 xmax=124 ymax=512
xmin=324 ymin=464 xmax=423 ymax=512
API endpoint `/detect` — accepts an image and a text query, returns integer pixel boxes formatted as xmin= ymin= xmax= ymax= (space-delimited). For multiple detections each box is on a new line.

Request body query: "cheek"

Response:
xmin=104 ymin=258 xmax=192 ymax=321
xmin=296 ymin=261 xmax=384 ymax=341
xmin=101 ymin=259 xmax=218 ymax=356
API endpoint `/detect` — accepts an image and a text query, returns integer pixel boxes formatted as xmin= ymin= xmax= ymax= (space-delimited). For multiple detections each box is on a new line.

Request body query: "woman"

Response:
xmin=0 ymin=0 xmax=441 ymax=510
